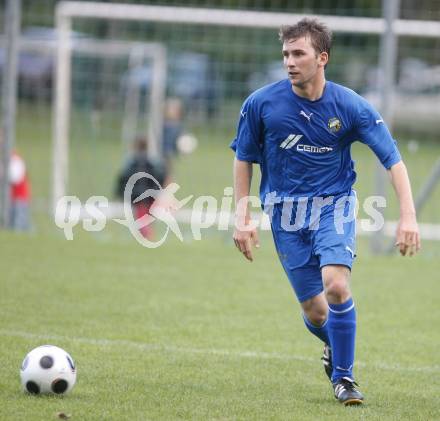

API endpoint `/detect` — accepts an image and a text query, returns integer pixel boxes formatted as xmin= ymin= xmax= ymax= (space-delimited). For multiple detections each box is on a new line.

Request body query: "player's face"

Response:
xmin=282 ymin=37 xmax=327 ymax=88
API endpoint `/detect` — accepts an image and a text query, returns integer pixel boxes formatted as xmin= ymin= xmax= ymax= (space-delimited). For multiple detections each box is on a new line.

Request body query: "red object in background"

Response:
xmin=9 ymin=152 xmax=31 ymax=201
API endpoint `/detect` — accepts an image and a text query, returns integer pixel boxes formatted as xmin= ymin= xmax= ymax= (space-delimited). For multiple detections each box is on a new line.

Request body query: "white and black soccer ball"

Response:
xmin=20 ymin=345 xmax=77 ymax=395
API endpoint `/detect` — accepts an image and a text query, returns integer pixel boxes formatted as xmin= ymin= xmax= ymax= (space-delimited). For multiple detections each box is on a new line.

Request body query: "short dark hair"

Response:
xmin=279 ymin=18 xmax=332 ymax=60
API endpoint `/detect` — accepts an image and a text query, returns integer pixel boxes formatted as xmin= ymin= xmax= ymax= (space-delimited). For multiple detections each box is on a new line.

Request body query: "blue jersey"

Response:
xmin=230 ymin=79 xmax=401 ymax=202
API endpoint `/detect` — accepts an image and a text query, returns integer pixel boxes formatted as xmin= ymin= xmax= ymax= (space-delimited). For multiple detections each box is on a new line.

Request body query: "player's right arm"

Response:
xmin=233 ymin=158 xmax=259 ymax=261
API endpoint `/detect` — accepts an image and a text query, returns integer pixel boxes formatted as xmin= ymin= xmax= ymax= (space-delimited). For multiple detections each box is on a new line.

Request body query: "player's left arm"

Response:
xmin=355 ymin=97 xmax=420 ymax=256
xmin=387 ymin=161 xmax=421 ymax=256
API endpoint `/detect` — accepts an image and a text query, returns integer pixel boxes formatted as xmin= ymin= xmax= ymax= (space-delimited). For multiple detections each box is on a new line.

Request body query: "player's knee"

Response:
xmin=302 ymin=295 xmax=328 ymax=326
xmin=322 ymin=265 xmax=351 ymax=303
xmin=306 ymin=310 xmax=328 ymax=326
xmin=325 ymin=278 xmax=350 ymax=303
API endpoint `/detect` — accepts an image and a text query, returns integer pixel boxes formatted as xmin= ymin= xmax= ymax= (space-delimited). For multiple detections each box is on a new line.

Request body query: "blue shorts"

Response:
xmin=270 ymin=191 xmax=356 ymax=303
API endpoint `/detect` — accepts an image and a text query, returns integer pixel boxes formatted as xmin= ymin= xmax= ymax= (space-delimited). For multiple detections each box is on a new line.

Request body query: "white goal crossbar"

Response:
xmin=57 ymin=1 xmax=440 ymax=37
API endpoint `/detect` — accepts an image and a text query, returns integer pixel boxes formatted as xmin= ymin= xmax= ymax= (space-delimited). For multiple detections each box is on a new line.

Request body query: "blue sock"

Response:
xmin=327 ymin=297 xmax=356 ymax=383
xmin=302 ymin=313 xmax=330 ymax=345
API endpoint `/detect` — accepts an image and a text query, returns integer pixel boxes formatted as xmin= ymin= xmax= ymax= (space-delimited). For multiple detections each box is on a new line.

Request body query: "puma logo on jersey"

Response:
xmin=280 ymin=134 xmax=303 ymax=149
xmin=376 ymin=119 xmax=384 ymax=124
xmin=300 ymin=110 xmax=313 ymax=122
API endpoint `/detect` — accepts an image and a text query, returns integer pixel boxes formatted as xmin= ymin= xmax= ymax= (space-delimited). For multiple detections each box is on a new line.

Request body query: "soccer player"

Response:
xmin=231 ymin=18 xmax=420 ymax=406
xmin=116 ymin=136 xmax=166 ymax=239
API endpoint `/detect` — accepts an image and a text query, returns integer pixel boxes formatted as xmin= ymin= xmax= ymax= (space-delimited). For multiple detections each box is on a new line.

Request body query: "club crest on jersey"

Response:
xmin=328 ymin=117 xmax=342 ymax=133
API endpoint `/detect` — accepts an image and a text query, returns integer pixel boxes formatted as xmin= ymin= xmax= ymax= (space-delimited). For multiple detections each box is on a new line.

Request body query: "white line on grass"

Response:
xmin=2 ymin=329 xmax=438 ymax=374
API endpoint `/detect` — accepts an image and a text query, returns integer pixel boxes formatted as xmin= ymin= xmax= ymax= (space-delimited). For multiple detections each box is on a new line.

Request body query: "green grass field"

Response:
xmin=1 ymin=101 xmax=439 ymax=419
xmin=1 ymin=227 xmax=439 ymax=420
